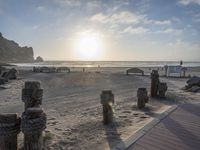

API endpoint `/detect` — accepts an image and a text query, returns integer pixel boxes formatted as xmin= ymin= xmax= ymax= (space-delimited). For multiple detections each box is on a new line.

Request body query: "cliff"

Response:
xmin=0 ymin=32 xmax=34 ymax=62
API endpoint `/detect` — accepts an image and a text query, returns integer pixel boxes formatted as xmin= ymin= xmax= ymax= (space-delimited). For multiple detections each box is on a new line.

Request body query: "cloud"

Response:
xmin=156 ymin=28 xmax=182 ymax=34
xmin=178 ymin=0 xmax=200 ymax=5
xmin=166 ymin=40 xmax=200 ymax=60
xmin=144 ymin=19 xmax=171 ymax=25
xmin=32 ymin=25 xmax=40 ymax=30
xmin=36 ymin=6 xmax=46 ymax=12
xmin=122 ymin=26 xmax=149 ymax=34
xmin=50 ymin=0 xmax=81 ymax=7
xmin=90 ymin=11 xmax=145 ymax=25
xmin=153 ymin=20 xmax=171 ymax=25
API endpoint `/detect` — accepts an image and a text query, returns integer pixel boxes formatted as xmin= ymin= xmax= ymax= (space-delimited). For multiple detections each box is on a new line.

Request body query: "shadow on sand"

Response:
xmin=103 ymin=122 xmax=125 ymax=149
xmin=163 ymin=116 xmax=200 ymax=149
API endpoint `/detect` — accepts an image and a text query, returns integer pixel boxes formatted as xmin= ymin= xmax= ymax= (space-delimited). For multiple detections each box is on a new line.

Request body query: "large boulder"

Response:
xmin=0 ymin=77 xmax=5 ymax=85
xmin=0 ymin=66 xmax=6 ymax=75
xmin=186 ymin=76 xmax=200 ymax=87
xmin=2 ymin=68 xmax=18 ymax=80
xmin=0 ymin=76 xmax=8 ymax=85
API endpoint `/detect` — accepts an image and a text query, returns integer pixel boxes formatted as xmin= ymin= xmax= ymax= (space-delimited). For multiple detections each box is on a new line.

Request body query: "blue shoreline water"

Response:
xmin=12 ymin=61 xmax=200 ymax=68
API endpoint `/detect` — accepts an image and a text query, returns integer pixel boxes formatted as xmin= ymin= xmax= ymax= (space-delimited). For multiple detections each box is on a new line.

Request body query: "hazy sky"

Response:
xmin=0 ymin=0 xmax=200 ymax=61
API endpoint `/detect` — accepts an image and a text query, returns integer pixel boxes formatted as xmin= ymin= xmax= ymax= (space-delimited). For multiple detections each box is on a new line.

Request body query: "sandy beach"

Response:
xmin=0 ymin=66 xmax=200 ymax=150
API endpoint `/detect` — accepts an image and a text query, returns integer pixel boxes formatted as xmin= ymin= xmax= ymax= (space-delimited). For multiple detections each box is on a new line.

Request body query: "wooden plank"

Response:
xmin=127 ymin=103 xmax=200 ymax=150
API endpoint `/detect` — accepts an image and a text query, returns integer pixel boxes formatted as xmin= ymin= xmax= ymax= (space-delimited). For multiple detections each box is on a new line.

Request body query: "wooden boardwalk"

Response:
xmin=127 ymin=103 xmax=200 ymax=150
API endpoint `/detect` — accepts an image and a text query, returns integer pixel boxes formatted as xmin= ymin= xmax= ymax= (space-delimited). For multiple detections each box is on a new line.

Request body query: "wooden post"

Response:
xmin=137 ymin=88 xmax=148 ymax=109
xmin=21 ymin=81 xmax=46 ymax=150
xmin=22 ymin=81 xmax=43 ymax=111
xmin=100 ymin=90 xmax=114 ymax=125
xmin=21 ymin=108 xmax=46 ymax=150
xmin=158 ymin=82 xmax=168 ymax=98
xmin=150 ymin=70 xmax=159 ymax=97
xmin=0 ymin=113 xmax=21 ymax=150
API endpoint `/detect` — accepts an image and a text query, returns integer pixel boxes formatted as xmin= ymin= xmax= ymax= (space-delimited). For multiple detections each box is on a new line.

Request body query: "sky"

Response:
xmin=0 ymin=0 xmax=200 ymax=61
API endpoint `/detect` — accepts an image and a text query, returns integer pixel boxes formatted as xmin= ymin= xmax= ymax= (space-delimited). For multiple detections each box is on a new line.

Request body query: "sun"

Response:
xmin=73 ymin=31 xmax=103 ymax=60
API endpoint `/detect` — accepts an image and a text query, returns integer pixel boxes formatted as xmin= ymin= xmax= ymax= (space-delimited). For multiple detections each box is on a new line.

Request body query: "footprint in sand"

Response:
xmin=118 ymin=115 xmax=128 ymax=118
xmin=55 ymin=128 xmax=63 ymax=131
xmin=48 ymin=121 xmax=59 ymax=126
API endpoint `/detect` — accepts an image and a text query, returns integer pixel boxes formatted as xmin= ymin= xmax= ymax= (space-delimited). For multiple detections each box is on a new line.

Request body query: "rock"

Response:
xmin=35 ymin=56 xmax=44 ymax=62
xmin=0 ymin=84 xmax=11 ymax=89
xmin=186 ymin=86 xmax=200 ymax=92
xmin=186 ymin=76 xmax=200 ymax=87
xmin=0 ymin=77 xmax=5 ymax=85
xmin=3 ymin=68 xmax=18 ymax=79
xmin=0 ymin=66 xmax=6 ymax=75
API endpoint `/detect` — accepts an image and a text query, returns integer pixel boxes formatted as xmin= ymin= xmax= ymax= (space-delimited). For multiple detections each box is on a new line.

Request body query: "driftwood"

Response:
xmin=100 ymin=90 xmax=114 ymax=125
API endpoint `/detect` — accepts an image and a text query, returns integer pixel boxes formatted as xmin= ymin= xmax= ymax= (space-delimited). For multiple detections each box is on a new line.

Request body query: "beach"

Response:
xmin=0 ymin=66 xmax=200 ymax=149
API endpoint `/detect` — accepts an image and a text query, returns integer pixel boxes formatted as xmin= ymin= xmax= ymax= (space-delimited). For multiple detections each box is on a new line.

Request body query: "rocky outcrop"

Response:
xmin=35 ymin=56 xmax=44 ymax=62
xmin=0 ymin=32 xmax=34 ymax=62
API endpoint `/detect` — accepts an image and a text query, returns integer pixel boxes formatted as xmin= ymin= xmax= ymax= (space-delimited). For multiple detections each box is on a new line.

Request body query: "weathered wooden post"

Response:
xmin=22 ymin=81 xmax=43 ymax=111
xmin=137 ymin=88 xmax=148 ymax=109
xmin=150 ymin=70 xmax=159 ymax=97
xmin=0 ymin=113 xmax=21 ymax=150
xmin=158 ymin=82 xmax=168 ymax=98
xmin=100 ymin=90 xmax=114 ymax=125
xmin=21 ymin=81 xmax=46 ymax=150
xmin=182 ymin=67 xmax=187 ymax=78
xmin=21 ymin=108 xmax=46 ymax=150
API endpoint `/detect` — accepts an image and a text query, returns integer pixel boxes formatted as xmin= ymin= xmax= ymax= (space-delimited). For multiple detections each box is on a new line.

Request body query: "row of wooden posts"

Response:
xmin=0 ymin=70 xmax=167 ymax=149
xmin=0 ymin=81 xmax=46 ymax=150
xmin=101 ymin=70 xmax=168 ymax=125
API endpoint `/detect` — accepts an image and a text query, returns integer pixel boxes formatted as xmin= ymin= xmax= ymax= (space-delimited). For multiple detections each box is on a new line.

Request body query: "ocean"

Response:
xmin=12 ymin=61 xmax=200 ymax=68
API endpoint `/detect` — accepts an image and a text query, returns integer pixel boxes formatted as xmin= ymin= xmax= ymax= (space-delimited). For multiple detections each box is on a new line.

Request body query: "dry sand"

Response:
xmin=0 ymin=67 xmax=200 ymax=150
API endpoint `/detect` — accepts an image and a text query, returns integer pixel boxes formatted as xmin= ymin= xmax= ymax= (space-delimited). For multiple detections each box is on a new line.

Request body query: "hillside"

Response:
xmin=0 ymin=32 xmax=34 ymax=62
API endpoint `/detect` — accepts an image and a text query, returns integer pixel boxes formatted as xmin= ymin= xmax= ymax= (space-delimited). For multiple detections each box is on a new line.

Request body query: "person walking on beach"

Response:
xmin=164 ymin=65 xmax=168 ymax=77
xmin=180 ymin=60 xmax=183 ymax=66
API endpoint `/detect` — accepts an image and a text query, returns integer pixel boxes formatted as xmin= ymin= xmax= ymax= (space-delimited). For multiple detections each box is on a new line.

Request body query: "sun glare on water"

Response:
xmin=73 ymin=31 xmax=103 ymax=60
